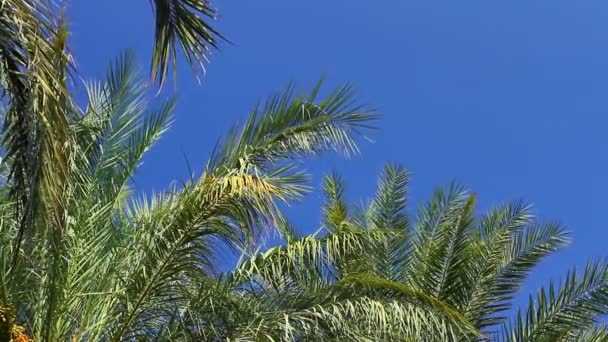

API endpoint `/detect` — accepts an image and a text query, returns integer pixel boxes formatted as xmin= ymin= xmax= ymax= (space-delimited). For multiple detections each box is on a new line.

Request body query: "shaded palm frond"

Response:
xmin=407 ymin=184 xmax=476 ymax=306
xmin=569 ymin=323 xmax=608 ymax=342
xmin=0 ymin=2 xmax=74 ymax=278
xmin=149 ymin=0 xmax=226 ymax=87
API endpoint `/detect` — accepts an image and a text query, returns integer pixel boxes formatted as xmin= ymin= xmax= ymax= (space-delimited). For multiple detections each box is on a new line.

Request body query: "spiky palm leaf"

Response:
xmin=502 ymin=260 xmax=608 ymax=342
xmin=149 ymin=0 xmax=226 ymax=87
xmin=366 ymin=163 xmax=410 ymax=281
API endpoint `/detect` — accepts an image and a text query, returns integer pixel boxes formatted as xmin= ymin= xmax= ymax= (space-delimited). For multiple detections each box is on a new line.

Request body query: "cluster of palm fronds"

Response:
xmin=234 ymin=166 xmax=608 ymax=341
xmin=1 ymin=1 xmax=608 ymax=341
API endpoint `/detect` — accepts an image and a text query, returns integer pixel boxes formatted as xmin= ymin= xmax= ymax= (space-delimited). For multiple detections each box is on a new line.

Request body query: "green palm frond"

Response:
xmin=462 ymin=203 xmax=569 ymax=330
xmin=235 ymin=227 xmax=388 ymax=292
xmin=209 ymin=81 xmax=377 ymax=172
xmin=233 ymin=296 xmax=472 ymax=341
xmin=333 ymin=273 xmax=481 ymax=339
xmin=321 ymin=172 xmax=349 ymax=233
xmin=407 ymin=184 xmax=476 ymax=305
xmin=77 ymin=51 xmax=174 ymax=205
xmin=149 ymin=0 xmax=226 ymax=87
xmin=367 ymin=163 xmax=411 ymax=281
xmin=108 ymin=176 xmax=281 ymax=340
xmin=570 ymin=323 xmax=608 ymax=342
xmin=368 ymin=163 xmax=410 ymax=232
xmin=502 ymin=260 xmax=608 ymax=342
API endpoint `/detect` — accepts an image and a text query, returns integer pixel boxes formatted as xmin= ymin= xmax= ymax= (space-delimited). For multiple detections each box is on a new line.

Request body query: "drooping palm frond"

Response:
xmin=332 ymin=273 xmax=480 ymax=338
xmin=502 ymin=260 xmax=608 ymax=342
xmin=235 ymin=227 xmax=389 ymax=293
xmin=149 ymin=0 xmax=227 ymax=87
xmin=0 ymin=5 xmax=75 ymax=305
xmin=231 ymin=292 xmax=478 ymax=342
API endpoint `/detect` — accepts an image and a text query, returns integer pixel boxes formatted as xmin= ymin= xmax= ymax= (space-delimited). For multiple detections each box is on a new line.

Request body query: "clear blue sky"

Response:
xmin=69 ymin=1 xmax=608 ymax=310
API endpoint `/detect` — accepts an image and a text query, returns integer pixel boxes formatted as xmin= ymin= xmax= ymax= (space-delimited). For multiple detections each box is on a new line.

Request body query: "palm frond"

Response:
xmin=367 ymin=163 xmax=411 ymax=281
xmin=321 ymin=172 xmax=348 ymax=233
xmin=407 ymin=184 xmax=476 ymax=306
xmin=209 ymin=80 xmax=377 ymax=173
xmin=233 ymin=296 xmax=473 ymax=341
xmin=78 ymin=51 xmax=173 ymax=206
xmin=462 ymin=203 xmax=569 ymax=330
xmin=235 ymin=227 xmax=389 ymax=293
xmin=570 ymin=323 xmax=608 ymax=342
xmin=0 ymin=1 xmax=74 ymax=274
xmin=368 ymin=163 xmax=410 ymax=231
xmin=333 ymin=273 xmax=481 ymax=339
xmin=149 ymin=0 xmax=226 ymax=87
xmin=502 ymin=260 xmax=608 ymax=342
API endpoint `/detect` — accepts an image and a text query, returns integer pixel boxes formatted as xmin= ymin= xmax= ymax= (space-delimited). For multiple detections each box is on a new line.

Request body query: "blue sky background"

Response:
xmin=69 ymin=0 xmax=608 ymax=311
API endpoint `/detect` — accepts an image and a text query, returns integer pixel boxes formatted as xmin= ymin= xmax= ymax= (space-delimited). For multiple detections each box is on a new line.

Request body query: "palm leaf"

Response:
xmin=367 ymin=163 xmax=411 ymax=281
xmin=462 ymin=203 xmax=569 ymax=331
xmin=149 ymin=0 xmax=226 ymax=87
xmin=406 ymin=184 xmax=475 ymax=305
xmin=321 ymin=172 xmax=349 ymax=233
xmin=0 ymin=1 xmax=74 ymax=276
xmin=502 ymin=260 xmax=608 ymax=342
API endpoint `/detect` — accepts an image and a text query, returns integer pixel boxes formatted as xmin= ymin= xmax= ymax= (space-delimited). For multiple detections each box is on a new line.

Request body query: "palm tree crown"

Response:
xmin=0 ymin=51 xmax=376 ymax=340
xmin=1 ymin=2 xmax=607 ymax=341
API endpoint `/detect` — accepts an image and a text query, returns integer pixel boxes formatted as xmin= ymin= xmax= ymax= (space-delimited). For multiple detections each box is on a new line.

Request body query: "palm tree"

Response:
xmin=0 ymin=1 xmax=228 ymax=303
xmin=0 ymin=0 xmax=227 ymax=258
xmin=234 ymin=164 xmax=608 ymax=341
xmin=0 ymin=52 xmax=377 ymax=340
